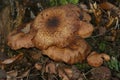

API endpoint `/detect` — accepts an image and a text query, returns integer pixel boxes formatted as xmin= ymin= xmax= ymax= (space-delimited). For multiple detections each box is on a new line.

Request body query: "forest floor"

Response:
xmin=0 ymin=0 xmax=120 ymax=80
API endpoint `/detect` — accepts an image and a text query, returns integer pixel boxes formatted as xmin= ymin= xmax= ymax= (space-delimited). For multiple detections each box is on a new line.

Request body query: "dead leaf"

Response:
xmin=0 ymin=53 xmax=23 ymax=65
xmin=90 ymin=66 xmax=111 ymax=80
xmin=99 ymin=2 xmax=118 ymax=10
xmin=34 ymin=62 xmax=42 ymax=70
xmin=71 ymin=66 xmax=82 ymax=79
xmin=90 ymin=2 xmax=102 ymax=24
xmin=21 ymin=22 xmax=31 ymax=34
xmin=45 ymin=62 xmax=56 ymax=74
xmin=7 ymin=70 xmax=18 ymax=80
xmin=79 ymin=3 xmax=88 ymax=11
xmin=58 ymin=68 xmax=72 ymax=80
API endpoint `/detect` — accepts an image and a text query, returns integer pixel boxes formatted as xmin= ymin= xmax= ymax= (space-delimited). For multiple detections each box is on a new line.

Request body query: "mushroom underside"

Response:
xmin=43 ymin=38 xmax=91 ymax=64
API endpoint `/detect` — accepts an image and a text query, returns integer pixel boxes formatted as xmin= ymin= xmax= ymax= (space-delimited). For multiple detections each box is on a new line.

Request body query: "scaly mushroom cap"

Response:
xmin=78 ymin=21 xmax=94 ymax=38
xmin=32 ymin=4 xmax=81 ymax=49
xmin=42 ymin=37 xmax=91 ymax=64
xmin=7 ymin=22 xmax=35 ymax=50
xmin=60 ymin=4 xmax=80 ymax=18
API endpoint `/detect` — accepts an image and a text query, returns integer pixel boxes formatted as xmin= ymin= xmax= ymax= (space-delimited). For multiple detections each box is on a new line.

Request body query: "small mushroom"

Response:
xmin=43 ymin=38 xmax=91 ymax=64
xmin=78 ymin=21 xmax=94 ymax=38
xmin=7 ymin=22 xmax=35 ymax=50
xmin=87 ymin=51 xmax=110 ymax=67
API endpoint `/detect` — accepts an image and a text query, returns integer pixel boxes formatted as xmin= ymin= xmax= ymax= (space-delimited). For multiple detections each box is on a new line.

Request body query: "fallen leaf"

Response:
xmin=34 ymin=62 xmax=42 ymax=70
xmin=90 ymin=66 xmax=111 ymax=80
xmin=71 ymin=66 xmax=82 ymax=80
xmin=7 ymin=70 xmax=18 ymax=80
xmin=0 ymin=53 xmax=23 ymax=65
xmin=21 ymin=22 xmax=31 ymax=34
xmin=99 ymin=2 xmax=118 ymax=10
xmin=45 ymin=62 xmax=56 ymax=74
xmin=17 ymin=69 xmax=30 ymax=78
xmin=58 ymin=68 xmax=72 ymax=80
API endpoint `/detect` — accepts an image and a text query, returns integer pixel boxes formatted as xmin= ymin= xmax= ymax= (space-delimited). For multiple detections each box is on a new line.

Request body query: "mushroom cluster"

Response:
xmin=7 ymin=4 xmax=110 ymax=67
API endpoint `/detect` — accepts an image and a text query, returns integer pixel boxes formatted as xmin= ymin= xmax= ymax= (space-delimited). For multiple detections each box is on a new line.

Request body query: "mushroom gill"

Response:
xmin=43 ymin=37 xmax=91 ymax=64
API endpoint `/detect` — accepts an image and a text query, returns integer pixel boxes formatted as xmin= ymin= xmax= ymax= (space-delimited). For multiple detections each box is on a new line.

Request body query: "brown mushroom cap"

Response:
xmin=78 ymin=21 xmax=94 ymax=38
xmin=8 ymin=4 xmax=94 ymax=50
xmin=42 ymin=38 xmax=91 ymax=64
xmin=32 ymin=4 xmax=81 ymax=49
xmin=7 ymin=31 xmax=34 ymax=50
xmin=87 ymin=51 xmax=110 ymax=67
xmin=60 ymin=4 xmax=80 ymax=18
xmin=7 ymin=22 xmax=35 ymax=50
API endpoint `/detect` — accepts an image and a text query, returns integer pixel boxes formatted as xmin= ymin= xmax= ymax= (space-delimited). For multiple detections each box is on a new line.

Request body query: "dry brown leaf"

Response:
xmin=87 ymin=51 xmax=110 ymax=67
xmin=7 ymin=70 xmax=18 ymax=80
xmin=90 ymin=66 xmax=111 ymax=80
xmin=58 ymin=68 xmax=72 ymax=80
xmin=45 ymin=62 xmax=56 ymax=74
xmin=20 ymin=22 xmax=31 ymax=34
xmin=34 ymin=63 xmax=42 ymax=70
xmin=99 ymin=2 xmax=118 ymax=10
xmin=79 ymin=3 xmax=89 ymax=12
xmin=58 ymin=67 xmax=83 ymax=80
xmin=71 ymin=66 xmax=82 ymax=79
xmin=17 ymin=69 xmax=30 ymax=78
xmin=0 ymin=53 xmax=23 ymax=65
xmin=90 ymin=2 xmax=102 ymax=24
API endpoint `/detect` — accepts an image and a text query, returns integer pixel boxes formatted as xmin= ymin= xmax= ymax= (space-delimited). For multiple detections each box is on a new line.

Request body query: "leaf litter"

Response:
xmin=0 ymin=0 xmax=120 ymax=80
